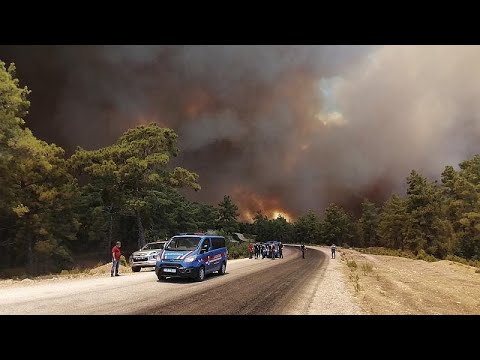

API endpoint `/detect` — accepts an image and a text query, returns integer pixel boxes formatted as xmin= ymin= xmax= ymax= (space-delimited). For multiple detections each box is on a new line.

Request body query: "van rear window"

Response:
xmin=211 ymin=237 xmax=225 ymax=249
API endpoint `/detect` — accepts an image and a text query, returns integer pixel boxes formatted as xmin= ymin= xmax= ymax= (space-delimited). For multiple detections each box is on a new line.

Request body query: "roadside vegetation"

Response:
xmin=341 ymin=252 xmax=375 ymax=293
xmin=226 ymin=240 xmax=249 ymax=259
xmin=357 ymin=247 xmax=480 ymax=268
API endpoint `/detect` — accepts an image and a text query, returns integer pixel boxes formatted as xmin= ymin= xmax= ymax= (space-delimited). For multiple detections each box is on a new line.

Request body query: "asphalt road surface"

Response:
xmin=0 ymin=246 xmax=326 ymax=315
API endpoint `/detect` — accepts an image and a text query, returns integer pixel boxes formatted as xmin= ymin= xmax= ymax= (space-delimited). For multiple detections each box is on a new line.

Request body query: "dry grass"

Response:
xmin=87 ymin=263 xmax=132 ymax=275
xmin=340 ymin=248 xmax=480 ymax=314
xmin=361 ymin=262 xmax=373 ymax=275
xmin=0 ymin=261 xmax=133 ymax=287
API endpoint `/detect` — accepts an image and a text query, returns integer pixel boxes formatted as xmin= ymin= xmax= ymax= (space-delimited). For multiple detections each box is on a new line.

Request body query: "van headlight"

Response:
xmin=184 ymin=255 xmax=197 ymax=263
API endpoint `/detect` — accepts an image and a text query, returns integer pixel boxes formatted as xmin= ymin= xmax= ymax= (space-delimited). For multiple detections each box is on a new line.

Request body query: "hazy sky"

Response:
xmin=2 ymin=45 xmax=480 ymax=220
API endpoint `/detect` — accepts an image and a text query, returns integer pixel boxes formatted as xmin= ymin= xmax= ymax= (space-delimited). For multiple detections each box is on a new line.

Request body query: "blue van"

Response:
xmin=155 ymin=235 xmax=227 ymax=282
xmin=262 ymin=241 xmax=280 ymax=258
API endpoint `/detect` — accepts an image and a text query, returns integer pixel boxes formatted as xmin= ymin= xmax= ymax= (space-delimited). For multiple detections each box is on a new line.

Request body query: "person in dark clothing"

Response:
xmin=301 ymin=243 xmax=305 ymax=259
xmin=279 ymin=242 xmax=284 ymax=258
xmin=331 ymin=243 xmax=336 ymax=259
xmin=111 ymin=241 xmax=122 ymax=277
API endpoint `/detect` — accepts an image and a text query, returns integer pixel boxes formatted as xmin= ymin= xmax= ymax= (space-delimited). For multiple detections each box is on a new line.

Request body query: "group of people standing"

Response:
xmin=247 ymin=242 xmax=336 ymax=260
xmin=111 ymin=240 xmax=336 ymax=278
xmin=248 ymin=242 xmax=284 ymax=259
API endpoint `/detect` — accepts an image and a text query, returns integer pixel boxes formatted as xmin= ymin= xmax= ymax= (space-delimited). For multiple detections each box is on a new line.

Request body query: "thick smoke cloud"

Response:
xmin=2 ymin=45 xmax=479 ymax=220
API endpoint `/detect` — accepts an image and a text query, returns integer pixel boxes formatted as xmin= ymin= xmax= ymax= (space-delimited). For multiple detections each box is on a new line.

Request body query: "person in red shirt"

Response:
xmin=111 ymin=241 xmax=122 ymax=277
xmin=248 ymin=242 xmax=254 ymax=259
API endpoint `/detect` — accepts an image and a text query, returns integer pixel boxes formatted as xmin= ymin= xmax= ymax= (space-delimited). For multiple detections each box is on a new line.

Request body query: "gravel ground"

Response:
xmin=4 ymin=246 xmax=479 ymax=315
xmin=284 ymin=246 xmax=365 ymax=315
xmin=0 ymin=246 xmax=365 ymax=315
xmin=340 ymin=249 xmax=480 ymax=314
xmin=0 ymin=250 xmax=295 ymax=314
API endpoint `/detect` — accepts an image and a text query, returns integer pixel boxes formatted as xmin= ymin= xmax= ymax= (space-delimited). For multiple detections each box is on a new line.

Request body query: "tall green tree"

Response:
xmin=404 ymin=170 xmax=454 ymax=257
xmin=357 ymin=199 xmax=380 ymax=247
xmin=442 ymin=158 xmax=480 ymax=258
xmin=294 ymin=209 xmax=321 ymax=244
xmin=10 ymin=135 xmax=79 ymax=272
xmin=252 ymin=210 xmax=269 ymax=241
xmin=321 ymin=204 xmax=354 ymax=246
xmin=138 ymin=188 xmax=197 ymax=242
xmin=378 ymin=194 xmax=408 ymax=249
xmin=270 ymin=216 xmax=293 ymax=243
xmin=191 ymin=202 xmax=217 ymax=231
xmin=0 ymin=61 xmax=79 ymax=273
xmin=69 ymin=124 xmax=200 ymax=249
xmin=238 ymin=221 xmax=255 ymax=235
xmin=216 ymin=195 xmax=239 ymax=234
xmin=0 ymin=61 xmax=31 ymax=222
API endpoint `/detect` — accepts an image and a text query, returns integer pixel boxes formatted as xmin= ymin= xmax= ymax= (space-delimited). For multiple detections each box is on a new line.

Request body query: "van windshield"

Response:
xmin=166 ymin=237 xmax=201 ymax=251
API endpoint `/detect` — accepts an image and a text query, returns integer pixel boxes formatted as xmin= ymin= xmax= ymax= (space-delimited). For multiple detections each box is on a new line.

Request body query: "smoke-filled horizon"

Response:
xmin=2 ymin=45 xmax=480 ymax=221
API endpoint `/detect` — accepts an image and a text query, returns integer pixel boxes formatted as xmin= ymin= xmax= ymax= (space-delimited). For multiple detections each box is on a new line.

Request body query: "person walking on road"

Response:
xmin=111 ymin=241 xmax=122 ymax=277
xmin=279 ymin=242 xmax=284 ymax=258
xmin=331 ymin=243 xmax=336 ymax=259
xmin=301 ymin=243 xmax=305 ymax=259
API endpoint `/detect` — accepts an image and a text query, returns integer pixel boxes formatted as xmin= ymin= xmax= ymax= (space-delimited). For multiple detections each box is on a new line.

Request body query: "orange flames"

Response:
xmin=232 ymin=187 xmax=294 ymax=223
xmin=184 ymin=89 xmax=214 ymax=118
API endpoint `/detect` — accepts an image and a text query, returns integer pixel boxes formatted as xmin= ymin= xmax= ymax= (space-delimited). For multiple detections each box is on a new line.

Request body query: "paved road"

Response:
xmin=0 ymin=246 xmax=326 ymax=315
xmin=136 ymin=245 xmax=325 ymax=314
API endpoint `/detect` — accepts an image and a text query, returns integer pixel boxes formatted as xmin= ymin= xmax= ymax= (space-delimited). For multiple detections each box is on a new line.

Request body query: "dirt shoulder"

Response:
xmin=0 ymin=263 xmax=133 ymax=289
xmin=284 ymin=246 xmax=364 ymax=314
xmin=339 ymin=248 xmax=480 ymax=314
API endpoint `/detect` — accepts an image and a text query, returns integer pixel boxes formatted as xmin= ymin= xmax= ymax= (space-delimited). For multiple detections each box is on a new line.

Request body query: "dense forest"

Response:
xmin=1 ymin=60 xmax=479 ymax=275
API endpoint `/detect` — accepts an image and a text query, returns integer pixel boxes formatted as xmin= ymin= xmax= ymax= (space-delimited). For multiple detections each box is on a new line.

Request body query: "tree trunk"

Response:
xmin=109 ymin=214 xmax=113 ymax=245
xmin=136 ymin=210 xmax=146 ymax=249
xmin=106 ymin=212 xmax=113 ymax=257
xmin=26 ymin=221 xmax=34 ymax=275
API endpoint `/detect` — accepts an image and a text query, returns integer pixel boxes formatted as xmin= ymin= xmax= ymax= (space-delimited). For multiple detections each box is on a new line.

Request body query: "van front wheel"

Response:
xmin=218 ymin=262 xmax=226 ymax=275
xmin=196 ymin=266 xmax=205 ymax=282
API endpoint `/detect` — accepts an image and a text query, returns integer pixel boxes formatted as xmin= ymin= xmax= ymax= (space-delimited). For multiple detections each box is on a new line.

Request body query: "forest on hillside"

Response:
xmin=1 ymin=60 xmax=479 ymax=275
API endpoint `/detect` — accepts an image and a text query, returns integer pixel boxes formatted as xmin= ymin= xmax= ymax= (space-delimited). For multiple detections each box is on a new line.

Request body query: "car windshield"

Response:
xmin=142 ymin=242 xmax=164 ymax=250
xmin=166 ymin=237 xmax=201 ymax=251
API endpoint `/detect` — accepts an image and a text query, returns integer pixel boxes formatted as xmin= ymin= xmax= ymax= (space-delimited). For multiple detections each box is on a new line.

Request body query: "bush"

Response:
xmin=32 ymin=240 xmax=74 ymax=274
xmin=416 ymin=249 xmax=437 ymax=262
xmin=361 ymin=262 xmax=373 ymax=275
xmin=347 ymin=259 xmax=357 ymax=269
xmin=226 ymin=240 xmax=248 ymax=259
xmin=445 ymin=254 xmax=480 ymax=268
xmin=349 ymin=272 xmax=361 ymax=292
xmin=357 ymin=247 xmax=416 ymax=259
xmin=120 ymin=255 xmax=127 ymax=267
